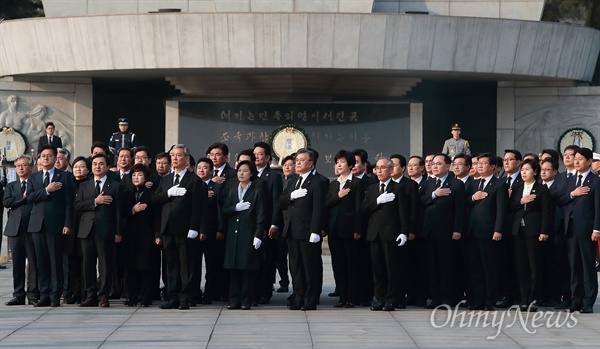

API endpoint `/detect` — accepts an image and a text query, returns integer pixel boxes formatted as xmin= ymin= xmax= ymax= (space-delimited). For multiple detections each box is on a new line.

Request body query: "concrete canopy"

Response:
xmin=1 ymin=12 xmax=599 ymax=97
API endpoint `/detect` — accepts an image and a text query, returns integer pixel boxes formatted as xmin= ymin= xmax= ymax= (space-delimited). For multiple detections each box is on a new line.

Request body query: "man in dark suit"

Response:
xmin=27 ymin=145 xmax=74 ymax=307
xmin=361 ymin=157 xmax=409 ymax=312
xmin=253 ymin=142 xmax=283 ymax=304
xmin=558 ymin=147 xmax=600 ymax=314
xmin=197 ymin=157 xmax=227 ymax=303
xmin=37 ymin=122 xmax=62 ymax=155
xmin=207 ymin=142 xmax=236 ymax=185
xmin=280 ymin=148 xmax=324 ymax=311
xmin=420 ymin=153 xmax=465 ymax=308
xmin=154 ymin=145 xmax=206 ymax=310
xmin=75 ymin=153 xmax=123 ymax=307
xmin=467 ymin=152 xmax=508 ymax=311
xmin=496 ymin=149 xmax=523 ymax=308
xmin=3 ymin=155 xmax=39 ymax=305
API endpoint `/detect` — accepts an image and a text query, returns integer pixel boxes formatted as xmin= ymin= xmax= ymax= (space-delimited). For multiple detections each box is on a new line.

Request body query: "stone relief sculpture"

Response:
xmin=515 ymin=97 xmax=600 ymax=154
xmin=0 ymin=95 xmax=74 ymax=156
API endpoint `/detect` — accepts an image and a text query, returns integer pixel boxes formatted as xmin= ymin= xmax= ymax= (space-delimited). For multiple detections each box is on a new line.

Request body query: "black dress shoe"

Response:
xmin=301 ymin=305 xmax=316 ymax=311
xmin=468 ymin=304 xmax=484 ymax=311
xmin=227 ymin=303 xmax=241 ymax=310
xmin=258 ymin=297 xmax=270 ymax=304
xmin=370 ymin=303 xmax=383 ymax=311
xmin=276 ymin=286 xmax=289 ymax=293
xmin=6 ymin=297 xmax=25 ymax=306
xmin=0 ymin=264 xmax=7 ymax=269
xmin=241 ymin=304 xmax=251 ymax=310
xmin=555 ymin=300 xmax=572 ymax=309
xmin=395 ymin=303 xmax=406 ymax=309
xmin=51 ymin=302 xmax=61 ymax=307
xmin=484 ymin=305 xmax=495 ymax=311
xmin=65 ymin=297 xmax=79 ymax=305
xmin=425 ymin=302 xmax=441 ymax=310
xmin=33 ymin=299 xmax=51 ymax=307
xmin=288 ymin=304 xmax=302 ymax=310
xmin=383 ymin=303 xmax=395 ymax=311
xmin=495 ymin=298 xmax=513 ymax=308
xmin=79 ymin=298 xmax=99 ymax=307
xmin=580 ymin=305 xmax=593 ymax=313
xmin=160 ymin=300 xmax=179 ymax=309
xmin=566 ymin=304 xmax=583 ymax=312
xmin=189 ymin=299 xmax=197 ymax=307
xmin=251 ymin=302 xmax=258 ymax=307
xmin=108 ymin=293 xmax=121 ymax=300
xmin=179 ymin=302 xmax=190 ymax=310
xmin=201 ymin=299 xmax=212 ymax=305
xmin=328 ymin=291 xmax=339 ymax=297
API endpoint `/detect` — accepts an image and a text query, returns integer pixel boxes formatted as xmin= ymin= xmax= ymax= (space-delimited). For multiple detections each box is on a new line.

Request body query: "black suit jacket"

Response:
xmin=259 ymin=165 xmax=283 ymax=229
xmin=558 ymin=172 xmax=600 ymax=238
xmin=217 ymin=163 xmax=237 ymax=180
xmin=325 ymin=176 xmax=364 ymax=238
xmin=280 ymin=173 xmax=324 ymax=240
xmin=201 ymin=179 xmax=224 ymax=238
xmin=397 ymin=176 xmax=419 ymax=236
xmin=27 ymin=169 xmax=74 ymax=234
xmin=510 ymin=181 xmax=550 ymax=237
xmin=75 ymin=177 xmax=124 ymax=241
xmin=361 ymin=180 xmax=408 ymax=242
xmin=420 ymin=174 xmax=465 ymax=240
xmin=3 ymin=180 xmax=33 ymax=237
xmin=37 ymin=135 xmax=63 ymax=154
xmin=467 ymin=176 xmax=508 ymax=239
xmin=154 ymin=170 xmax=206 ymax=237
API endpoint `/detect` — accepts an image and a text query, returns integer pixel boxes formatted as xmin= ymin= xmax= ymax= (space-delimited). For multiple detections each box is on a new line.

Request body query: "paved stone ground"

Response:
xmin=0 ymin=255 xmax=598 ymax=349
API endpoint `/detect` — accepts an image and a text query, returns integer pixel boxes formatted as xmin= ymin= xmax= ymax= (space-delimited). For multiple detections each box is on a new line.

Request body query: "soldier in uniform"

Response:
xmin=442 ymin=123 xmax=471 ymax=158
xmin=108 ymin=118 xmax=138 ymax=155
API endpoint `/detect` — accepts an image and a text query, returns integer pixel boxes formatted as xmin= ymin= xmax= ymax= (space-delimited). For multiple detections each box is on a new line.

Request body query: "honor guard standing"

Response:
xmin=442 ymin=123 xmax=471 ymax=158
xmin=109 ymin=118 xmax=138 ymax=155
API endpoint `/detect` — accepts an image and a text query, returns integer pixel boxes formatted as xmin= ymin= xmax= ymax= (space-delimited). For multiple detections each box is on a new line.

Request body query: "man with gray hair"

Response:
xmin=3 ymin=155 xmax=39 ymax=305
xmin=55 ymin=148 xmax=71 ymax=172
xmin=361 ymin=157 xmax=409 ymax=312
xmin=154 ymin=144 xmax=206 ymax=310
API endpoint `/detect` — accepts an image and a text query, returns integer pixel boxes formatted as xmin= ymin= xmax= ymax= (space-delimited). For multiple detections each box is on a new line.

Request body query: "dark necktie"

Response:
xmin=435 ymin=179 xmax=441 ymax=188
xmin=507 ymin=176 xmax=512 ymax=189
xmin=21 ymin=181 xmax=26 ymax=194
xmin=49 ymin=136 xmax=52 ymax=144
xmin=295 ymin=177 xmax=303 ymax=190
xmin=95 ymin=180 xmax=101 ymax=196
xmin=174 ymin=173 xmax=180 ymax=186
xmin=380 ymin=183 xmax=385 ymax=194
xmin=136 ymin=190 xmax=142 ymax=201
xmin=213 ymin=170 xmax=219 ymax=178
xmin=567 ymin=172 xmax=573 ymax=178
xmin=43 ymin=172 xmax=50 ymax=187
xmin=478 ymin=179 xmax=485 ymax=191
xmin=576 ymin=174 xmax=582 ymax=187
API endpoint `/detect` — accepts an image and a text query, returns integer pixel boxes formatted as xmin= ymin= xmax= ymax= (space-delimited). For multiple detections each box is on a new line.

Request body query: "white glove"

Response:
xmin=253 ymin=237 xmax=262 ymax=250
xmin=290 ymin=188 xmax=308 ymax=200
xmin=309 ymin=233 xmax=321 ymax=243
xmin=187 ymin=230 xmax=199 ymax=239
xmin=396 ymin=233 xmax=407 ymax=246
xmin=376 ymin=192 xmax=395 ymax=205
xmin=167 ymin=185 xmax=187 ymax=197
xmin=235 ymin=201 xmax=251 ymax=212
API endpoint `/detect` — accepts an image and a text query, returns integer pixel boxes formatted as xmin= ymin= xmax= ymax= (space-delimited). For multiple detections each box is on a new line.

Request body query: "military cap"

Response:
xmin=118 ymin=118 xmax=130 ymax=125
xmin=451 ymin=123 xmax=461 ymax=130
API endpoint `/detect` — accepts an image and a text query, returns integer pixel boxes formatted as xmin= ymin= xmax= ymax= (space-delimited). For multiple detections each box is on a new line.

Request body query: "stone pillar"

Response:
xmin=410 ymin=102 xmax=423 ymax=156
xmin=165 ymin=100 xmax=180 ymax=150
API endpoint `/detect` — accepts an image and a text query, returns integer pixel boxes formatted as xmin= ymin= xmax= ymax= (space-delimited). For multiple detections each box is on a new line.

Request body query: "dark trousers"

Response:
xmin=514 ymin=233 xmax=542 ymax=306
xmin=457 ymin=237 xmax=472 ymax=303
xmin=468 ymin=237 xmax=499 ymax=307
xmin=566 ymin=222 xmax=598 ymax=307
xmin=255 ymin=237 xmax=278 ymax=302
xmin=197 ymin=237 xmax=226 ymax=301
xmin=163 ymin=234 xmax=198 ymax=303
xmin=496 ymin=233 xmax=518 ymax=302
xmin=126 ymin=269 xmax=154 ymax=305
xmin=32 ymin=230 xmax=64 ymax=303
xmin=287 ymin=236 xmax=323 ymax=308
xmin=111 ymin=243 xmax=125 ymax=297
xmin=68 ymin=254 xmax=85 ymax=302
xmin=407 ymin=237 xmax=431 ymax=304
xmin=80 ymin=230 xmax=114 ymax=300
xmin=229 ymin=269 xmax=256 ymax=306
xmin=329 ymin=236 xmax=360 ymax=304
xmin=555 ymin=233 xmax=572 ymax=301
xmin=9 ymin=232 xmax=39 ymax=301
xmin=370 ymin=238 xmax=404 ymax=305
xmin=539 ymin=237 xmax=561 ymax=303
xmin=276 ymin=237 xmax=290 ymax=288
xmin=428 ymin=238 xmax=460 ymax=305
xmin=357 ymin=239 xmax=374 ymax=303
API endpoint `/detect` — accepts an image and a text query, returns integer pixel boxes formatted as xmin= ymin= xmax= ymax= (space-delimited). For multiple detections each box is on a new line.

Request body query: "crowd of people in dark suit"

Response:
xmin=2 ymin=134 xmax=599 ymax=314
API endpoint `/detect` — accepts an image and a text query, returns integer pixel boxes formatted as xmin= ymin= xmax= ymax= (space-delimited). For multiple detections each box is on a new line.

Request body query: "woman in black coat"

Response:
xmin=510 ymin=159 xmax=550 ymax=312
xmin=325 ymin=150 xmax=364 ymax=308
xmin=122 ymin=164 xmax=160 ymax=307
xmin=222 ymin=160 xmax=266 ymax=310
